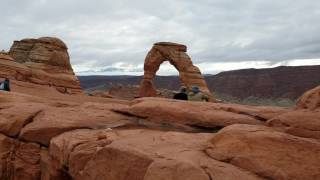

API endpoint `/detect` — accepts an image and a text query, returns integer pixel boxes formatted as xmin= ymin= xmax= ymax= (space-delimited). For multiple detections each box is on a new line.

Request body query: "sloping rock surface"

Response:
xmin=206 ymin=124 xmax=320 ymax=180
xmin=1 ymin=89 xmax=320 ymax=179
xmin=47 ymin=129 xmax=263 ymax=180
xmin=114 ymin=97 xmax=288 ymax=130
xmin=296 ymin=85 xmax=320 ymax=110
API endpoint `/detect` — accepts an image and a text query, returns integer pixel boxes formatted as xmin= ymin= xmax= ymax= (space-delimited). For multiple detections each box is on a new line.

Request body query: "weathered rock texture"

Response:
xmin=206 ymin=124 xmax=320 ymax=180
xmin=139 ymin=42 xmax=212 ymax=100
xmin=0 ymin=37 xmax=82 ymax=94
xmin=46 ymin=129 xmax=263 ymax=180
xmin=296 ymin=85 xmax=320 ymax=110
xmin=114 ymin=97 xmax=288 ymax=131
xmin=1 ymin=86 xmax=320 ymax=179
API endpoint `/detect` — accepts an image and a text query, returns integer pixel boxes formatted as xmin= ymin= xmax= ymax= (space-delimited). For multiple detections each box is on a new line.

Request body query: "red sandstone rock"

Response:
xmin=0 ymin=37 xmax=83 ymax=94
xmin=139 ymin=42 xmax=213 ymax=100
xmin=46 ymin=129 xmax=262 ymax=180
xmin=267 ymin=109 xmax=320 ymax=139
xmin=206 ymin=124 xmax=320 ymax=180
xmin=0 ymin=52 xmax=14 ymax=61
xmin=0 ymin=133 xmax=41 ymax=180
xmin=114 ymin=97 xmax=288 ymax=129
xmin=19 ymin=102 xmax=135 ymax=146
xmin=0 ymin=102 xmax=45 ymax=137
xmin=0 ymin=47 xmax=320 ymax=180
xmin=296 ymin=85 xmax=320 ymax=110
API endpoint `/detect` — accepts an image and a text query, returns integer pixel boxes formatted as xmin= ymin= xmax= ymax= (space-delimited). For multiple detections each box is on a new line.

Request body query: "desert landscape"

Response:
xmin=0 ymin=36 xmax=319 ymax=180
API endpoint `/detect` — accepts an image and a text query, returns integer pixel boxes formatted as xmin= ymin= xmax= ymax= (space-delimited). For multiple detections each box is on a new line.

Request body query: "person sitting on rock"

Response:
xmin=173 ymin=86 xmax=188 ymax=100
xmin=188 ymin=86 xmax=208 ymax=102
xmin=0 ymin=78 xmax=11 ymax=91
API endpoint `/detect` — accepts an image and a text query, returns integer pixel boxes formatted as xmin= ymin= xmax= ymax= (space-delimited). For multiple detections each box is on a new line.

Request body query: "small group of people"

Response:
xmin=0 ymin=78 xmax=10 ymax=91
xmin=173 ymin=85 xmax=209 ymax=102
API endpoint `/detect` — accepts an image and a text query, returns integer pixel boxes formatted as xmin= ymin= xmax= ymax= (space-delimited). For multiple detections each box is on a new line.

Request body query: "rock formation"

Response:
xmin=296 ymin=85 xmax=320 ymax=110
xmin=1 ymin=37 xmax=320 ymax=180
xmin=139 ymin=42 xmax=212 ymax=100
xmin=0 ymin=37 xmax=82 ymax=94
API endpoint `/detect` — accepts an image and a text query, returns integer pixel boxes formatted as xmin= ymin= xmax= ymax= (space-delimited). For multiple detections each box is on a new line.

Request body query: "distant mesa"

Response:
xmin=139 ymin=42 xmax=213 ymax=100
xmin=0 ymin=37 xmax=82 ymax=94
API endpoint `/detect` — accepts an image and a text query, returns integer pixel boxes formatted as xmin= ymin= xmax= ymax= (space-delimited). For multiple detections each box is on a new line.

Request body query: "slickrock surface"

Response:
xmin=0 ymin=37 xmax=82 ymax=94
xmin=1 ymin=85 xmax=320 ymax=179
xmin=46 ymin=129 xmax=263 ymax=180
xmin=267 ymin=110 xmax=320 ymax=139
xmin=206 ymin=124 xmax=320 ymax=180
xmin=114 ymin=97 xmax=288 ymax=130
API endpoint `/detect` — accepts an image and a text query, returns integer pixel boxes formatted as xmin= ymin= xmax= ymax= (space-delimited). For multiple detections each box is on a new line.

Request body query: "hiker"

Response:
xmin=188 ymin=85 xmax=208 ymax=102
xmin=173 ymin=86 xmax=188 ymax=100
xmin=0 ymin=78 xmax=10 ymax=91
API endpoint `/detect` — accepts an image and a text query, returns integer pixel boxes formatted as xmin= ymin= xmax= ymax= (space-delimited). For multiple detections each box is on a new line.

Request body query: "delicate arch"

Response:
xmin=139 ymin=42 xmax=212 ymax=100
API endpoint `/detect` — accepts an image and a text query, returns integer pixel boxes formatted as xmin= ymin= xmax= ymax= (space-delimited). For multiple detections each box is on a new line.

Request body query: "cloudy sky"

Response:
xmin=1 ymin=0 xmax=320 ymax=75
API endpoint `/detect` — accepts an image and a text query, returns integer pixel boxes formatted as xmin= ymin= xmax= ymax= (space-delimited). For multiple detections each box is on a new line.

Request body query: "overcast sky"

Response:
xmin=1 ymin=0 xmax=320 ymax=75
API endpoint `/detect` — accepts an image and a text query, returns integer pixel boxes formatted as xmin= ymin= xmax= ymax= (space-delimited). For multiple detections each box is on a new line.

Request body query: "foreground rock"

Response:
xmin=0 ymin=37 xmax=82 ymax=94
xmin=296 ymin=85 xmax=320 ymax=110
xmin=267 ymin=110 xmax=320 ymax=139
xmin=206 ymin=124 xmax=320 ymax=180
xmin=0 ymin=133 xmax=41 ymax=180
xmin=114 ymin=97 xmax=288 ymax=130
xmin=0 ymin=102 xmax=45 ymax=137
xmin=18 ymin=102 xmax=135 ymax=146
xmin=45 ymin=129 xmax=262 ymax=180
xmin=0 ymin=90 xmax=319 ymax=179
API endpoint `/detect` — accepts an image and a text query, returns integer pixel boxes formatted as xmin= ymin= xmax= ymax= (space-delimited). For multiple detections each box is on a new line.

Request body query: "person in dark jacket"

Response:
xmin=0 ymin=78 xmax=10 ymax=91
xmin=173 ymin=86 xmax=188 ymax=100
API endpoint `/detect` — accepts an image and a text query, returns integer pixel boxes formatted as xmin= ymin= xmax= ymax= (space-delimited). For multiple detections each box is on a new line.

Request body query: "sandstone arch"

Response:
xmin=139 ymin=42 xmax=213 ymax=100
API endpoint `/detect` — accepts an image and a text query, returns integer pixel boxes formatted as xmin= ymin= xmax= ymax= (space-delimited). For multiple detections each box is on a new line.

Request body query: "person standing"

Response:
xmin=0 ymin=78 xmax=10 ymax=91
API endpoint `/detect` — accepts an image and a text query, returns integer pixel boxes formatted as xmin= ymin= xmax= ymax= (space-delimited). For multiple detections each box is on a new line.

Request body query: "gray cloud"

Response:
xmin=1 ymin=0 xmax=320 ymax=74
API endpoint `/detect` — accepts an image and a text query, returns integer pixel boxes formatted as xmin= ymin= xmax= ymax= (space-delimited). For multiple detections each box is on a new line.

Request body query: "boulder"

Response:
xmin=296 ymin=85 xmax=320 ymax=110
xmin=267 ymin=109 xmax=320 ymax=139
xmin=206 ymin=124 xmax=320 ymax=180
xmin=46 ymin=129 xmax=263 ymax=180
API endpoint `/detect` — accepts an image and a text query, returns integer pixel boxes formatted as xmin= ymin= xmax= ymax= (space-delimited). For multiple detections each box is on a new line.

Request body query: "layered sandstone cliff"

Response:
xmin=0 ymin=37 xmax=82 ymax=94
